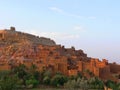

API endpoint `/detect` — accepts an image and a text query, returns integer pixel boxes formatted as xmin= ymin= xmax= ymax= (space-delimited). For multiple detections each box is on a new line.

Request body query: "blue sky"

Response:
xmin=0 ymin=0 xmax=120 ymax=63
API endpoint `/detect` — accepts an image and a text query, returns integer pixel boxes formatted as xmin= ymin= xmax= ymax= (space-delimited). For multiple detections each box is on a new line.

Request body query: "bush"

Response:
xmin=105 ymin=80 xmax=116 ymax=89
xmin=116 ymin=83 xmax=120 ymax=90
xmin=88 ymin=77 xmax=104 ymax=89
xmin=43 ymin=76 xmax=51 ymax=85
xmin=43 ymin=70 xmax=52 ymax=78
xmin=51 ymin=73 xmax=68 ymax=87
xmin=64 ymin=79 xmax=79 ymax=90
xmin=25 ymin=78 xmax=39 ymax=88
xmin=64 ymin=77 xmax=89 ymax=90
xmin=12 ymin=64 xmax=27 ymax=79
xmin=79 ymin=78 xmax=89 ymax=90
xmin=0 ymin=75 xmax=20 ymax=90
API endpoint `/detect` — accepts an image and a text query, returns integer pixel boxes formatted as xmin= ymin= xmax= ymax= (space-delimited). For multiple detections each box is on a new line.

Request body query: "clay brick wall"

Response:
xmin=83 ymin=62 xmax=91 ymax=71
xmin=0 ymin=64 xmax=11 ymax=70
xmin=109 ymin=63 xmax=120 ymax=73
xmin=68 ymin=69 xmax=78 ymax=76
xmin=99 ymin=65 xmax=110 ymax=76
xmin=77 ymin=61 xmax=83 ymax=72
xmin=93 ymin=67 xmax=100 ymax=77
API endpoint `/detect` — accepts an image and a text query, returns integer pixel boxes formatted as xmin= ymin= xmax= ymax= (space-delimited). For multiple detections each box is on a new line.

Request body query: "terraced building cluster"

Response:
xmin=0 ymin=27 xmax=120 ymax=82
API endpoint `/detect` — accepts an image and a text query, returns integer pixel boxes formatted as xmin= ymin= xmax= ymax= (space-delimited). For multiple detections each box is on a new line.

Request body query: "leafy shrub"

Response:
xmin=43 ymin=76 xmax=51 ymax=85
xmin=25 ymin=78 xmax=39 ymax=87
xmin=0 ymin=75 xmax=20 ymax=90
xmin=51 ymin=73 xmax=68 ymax=87
xmin=88 ymin=77 xmax=104 ymax=89
xmin=64 ymin=77 xmax=89 ymax=90
xmin=12 ymin=64 xmax=27 ymax=79
xmin=105 ymin=80 xmax=116 ymax=89
xmin=64 ymin=79 xmax=79 ymax=90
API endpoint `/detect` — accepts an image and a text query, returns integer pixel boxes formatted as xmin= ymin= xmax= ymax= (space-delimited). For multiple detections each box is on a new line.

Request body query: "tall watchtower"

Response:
xmin=10 ymin=26 xmax=15 ymax=31
xmin=0 ymin=27 xmax=16 ymax=40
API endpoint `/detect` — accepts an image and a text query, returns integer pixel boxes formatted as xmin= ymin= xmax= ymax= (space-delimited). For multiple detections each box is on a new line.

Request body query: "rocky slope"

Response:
xmin=0 ymin=27 xmax=120 ymax=81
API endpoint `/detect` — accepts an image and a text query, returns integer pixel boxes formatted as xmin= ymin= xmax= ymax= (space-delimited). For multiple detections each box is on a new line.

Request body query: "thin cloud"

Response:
xmin=49 ymin=7 xmax=63 ymax=13
xmin=29 ymin=30 xmax=80 ymax=40
xmin=73 ymin=25 xmax=86 ymax=32
xmin=49 ymin=6 xmax=96 ymax=19
xmin=49 ymin=6 xmax=83 ymax=19
xmin=39 ymin=32 xmax=80 ymax=40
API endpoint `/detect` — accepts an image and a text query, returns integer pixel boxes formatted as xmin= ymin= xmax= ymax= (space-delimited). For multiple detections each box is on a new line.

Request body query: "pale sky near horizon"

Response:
xmin=0 ymin=0 xmax=120 ymax=63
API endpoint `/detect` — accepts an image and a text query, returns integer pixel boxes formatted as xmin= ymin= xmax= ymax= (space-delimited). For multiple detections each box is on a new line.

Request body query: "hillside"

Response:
xmin=0 ymin=27 xmax=120 ymax=82
xmin=0 ymin=27 xmax=56 ymax=46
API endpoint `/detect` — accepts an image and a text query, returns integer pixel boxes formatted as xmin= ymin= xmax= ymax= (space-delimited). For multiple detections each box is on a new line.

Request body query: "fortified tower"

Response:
xmin=0 ymin=26 xmax=16 ymax=40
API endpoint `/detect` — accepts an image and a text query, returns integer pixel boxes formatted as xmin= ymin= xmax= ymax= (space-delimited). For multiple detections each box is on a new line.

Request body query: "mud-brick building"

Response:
xmin=0 ymin=27 xmax=120 ymax=81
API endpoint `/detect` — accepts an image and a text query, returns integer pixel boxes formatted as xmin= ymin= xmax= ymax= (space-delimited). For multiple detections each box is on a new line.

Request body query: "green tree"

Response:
xmin=64 ymin=79 xmax=79 ymax=90
xmin=0 ymin=71 xmax=20 ymax=90
xmin=88 ymin=77 xmax=104 ymax=89
xmin=29 ymin=64 xmax=40 ymax=80
xmin=43 ymin=76 xmax=51 ymax=85
xmin=12 ymin=64 xmax=27 ymax=79
xmin=116 ymin=83 xmax=120 ymax=90
xmin=105 ymin=80 xmax=116 ymax=90
xmin=79 ymin=78 xmax=89 ymax=90
xmin=64 ymin=77 xmax=89 ymax=90
xmin=12 ymin=64 xmax=29 ymax=86
xmin=25 ymin=77 xmax=39 ymax=88
xmin=51 ymin=73 xmax=68 ymax=87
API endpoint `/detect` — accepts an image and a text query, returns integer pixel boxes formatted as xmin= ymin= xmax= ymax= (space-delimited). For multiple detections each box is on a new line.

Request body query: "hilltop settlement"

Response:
xmin=0 ymin=27 xmax=120 ymax=82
